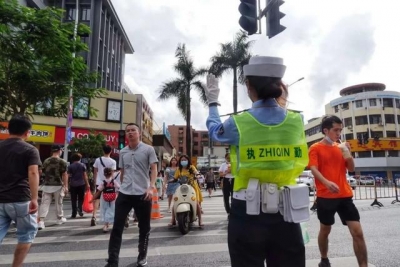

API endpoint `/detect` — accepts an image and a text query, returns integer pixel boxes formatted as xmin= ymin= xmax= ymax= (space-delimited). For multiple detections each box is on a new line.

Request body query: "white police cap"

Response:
xmin=243 ymin=56 xmax=286 ymax=78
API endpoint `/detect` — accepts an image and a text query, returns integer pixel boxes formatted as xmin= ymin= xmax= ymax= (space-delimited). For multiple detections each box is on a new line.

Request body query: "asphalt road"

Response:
xmin=1 ymin=189 xmax=400 ymax=267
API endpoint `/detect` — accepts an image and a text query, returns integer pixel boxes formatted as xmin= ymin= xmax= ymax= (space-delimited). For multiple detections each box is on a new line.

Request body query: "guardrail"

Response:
xmin=353 ymin=182 xmax=400 ymax=207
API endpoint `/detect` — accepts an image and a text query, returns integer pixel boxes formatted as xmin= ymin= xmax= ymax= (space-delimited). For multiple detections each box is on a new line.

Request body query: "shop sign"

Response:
xmin=55 ymin=127 xmax=118 ymax=146
xmin=0 ymin=122 xmax=55 ymax=143
xmin=348 ymin=139 xmax=400 ymax=152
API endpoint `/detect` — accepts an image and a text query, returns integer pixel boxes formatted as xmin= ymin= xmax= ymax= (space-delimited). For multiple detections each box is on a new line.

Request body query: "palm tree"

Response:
xmin=209 ymin=30 xmax=253 ymax=114
xmin=158 ymin=44 xmax=207 ymax=159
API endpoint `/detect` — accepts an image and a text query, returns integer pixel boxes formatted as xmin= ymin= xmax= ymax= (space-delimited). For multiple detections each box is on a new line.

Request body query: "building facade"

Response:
xmin=304 ymin=83 xmax=400 ymax=181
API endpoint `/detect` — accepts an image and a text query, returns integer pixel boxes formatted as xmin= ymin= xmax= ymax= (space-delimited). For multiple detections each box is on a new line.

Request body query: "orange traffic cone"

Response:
xmin=151 ymin=187 xmax=164 ymax=219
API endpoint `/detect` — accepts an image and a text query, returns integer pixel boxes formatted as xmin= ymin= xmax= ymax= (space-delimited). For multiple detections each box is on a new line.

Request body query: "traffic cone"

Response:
xmin=151 ymin=187 xmax=163 ymax=219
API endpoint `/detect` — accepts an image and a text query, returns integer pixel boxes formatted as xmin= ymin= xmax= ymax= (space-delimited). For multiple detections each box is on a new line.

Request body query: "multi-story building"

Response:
xmin=168 ymin=125 xmax=194 ymax=156
xmin=135 ymin=94 xmax=154 ymax=145
xmin=304 ymin=83 xmax=400 ymax=181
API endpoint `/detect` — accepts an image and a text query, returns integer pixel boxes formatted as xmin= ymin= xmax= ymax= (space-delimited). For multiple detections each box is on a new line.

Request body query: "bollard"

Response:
xmin=370 ymin=181 xmax=384 ymax=207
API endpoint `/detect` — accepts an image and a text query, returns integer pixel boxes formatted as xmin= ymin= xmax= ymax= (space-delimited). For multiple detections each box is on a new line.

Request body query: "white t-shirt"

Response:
xmin=219 ymin=162 xmax=233 ymax=178
xmin=93 ymin=156 xmax=117 ymax=185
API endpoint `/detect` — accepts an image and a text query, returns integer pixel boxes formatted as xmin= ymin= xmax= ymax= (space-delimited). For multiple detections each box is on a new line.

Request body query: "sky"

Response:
xmin=112 ymin=0 xmax=400 ymax=131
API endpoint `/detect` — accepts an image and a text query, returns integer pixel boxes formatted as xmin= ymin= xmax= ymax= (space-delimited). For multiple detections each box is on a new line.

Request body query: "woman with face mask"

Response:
xmin=168 ymin=155 xmax=204 ymax=228
xmin=164 ymin=157 xmax=179 ymax=213
xmin=205 ymin=56 xmax=309 ymax=267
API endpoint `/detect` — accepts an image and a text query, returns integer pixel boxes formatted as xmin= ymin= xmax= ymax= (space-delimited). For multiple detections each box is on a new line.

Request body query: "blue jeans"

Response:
xmin=0 ymin=202 xmax=38 ymax=244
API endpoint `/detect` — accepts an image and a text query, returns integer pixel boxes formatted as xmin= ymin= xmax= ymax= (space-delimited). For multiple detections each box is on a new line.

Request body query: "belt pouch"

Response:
xmin=261 ymin=183 xmax=279 ymax=214
xmin=246 ymin=178 xmax=260 ymax=215
xmin=281 ymin=184 xmax=310 ymax=223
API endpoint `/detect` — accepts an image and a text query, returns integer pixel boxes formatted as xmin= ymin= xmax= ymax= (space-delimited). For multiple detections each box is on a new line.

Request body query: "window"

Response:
xmin=305 ymin=125 xmax=320 ymax=136
xmin=178 ymin=138 xmax=183 ymax=144
xmin=81 ymin=6 xmax=91 ymax=21
xmin=370 ymin=131 xmax=383 ymax=138
xmin=369 ymin=115 xmax=381 ymax=124
xmin=355 ymin=116 xmax=368 ymax=125
xmin=194 ymin=133 xmax=199 ymax=137
xmin=66 ymin=5 xmax=76 ymax=20
xmin=369 ymin=99 xmax=377 ymax=107
xmin=179 ymin=127 xmax=183 ymax=130
xmin=194 ymin=142 xmax=199 ymax=146
xmin=385 ymin=114 xmax=395 ymax=124
xmin=344 ymin=117 xmax=352 ymax=127
xmin=342 ymin=103 xmax=349 ymax=110
xmin=387 ymin=131 xmax=397 ymax=137
xmin=372 ymin=151 xmax=385 ymax=157
xmin=178 ymin=147 xmax=183 ymax=153
xmin=202 ymin=133 xmax=208 ymax=139
xmin=193 ymin=150 xmax=199 ymax=156
xmin=358 ymin=151 xmax=371 ymax=158
xmin=81 ymin=36 xmax=89 ymax=44
xmin=388 ymin=151 xmax=398 ymax=157
xmin=334 ymin=105 xmax=339 ymax=113
xmin=345 ymin=134 xmax=353 ymax=140
xmin=355 ymin=100 xmax=363 ymax=108
xmin=382 ymin=98 xmax=393 ymax=107
xmin=396 ymin=99 xmax=400 ymax=109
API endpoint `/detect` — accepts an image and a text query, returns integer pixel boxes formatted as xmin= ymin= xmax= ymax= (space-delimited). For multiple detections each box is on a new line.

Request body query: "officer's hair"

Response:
xmin=103 ymin=145 xmax=112 ymax=154
xmin=321 ymin=115 xmax=342 ymax=135
xmin=246 ymin=76 xmax=285 ymax=100
xmin=8 ymin=115 xmax=32 ymax=135
xmin=71 ymin=153 xmax=82 ymax=162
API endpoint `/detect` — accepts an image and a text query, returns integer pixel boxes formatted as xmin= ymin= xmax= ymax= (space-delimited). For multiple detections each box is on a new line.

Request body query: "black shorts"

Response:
xmin=316 ymin=197 xmax=360 ymax=226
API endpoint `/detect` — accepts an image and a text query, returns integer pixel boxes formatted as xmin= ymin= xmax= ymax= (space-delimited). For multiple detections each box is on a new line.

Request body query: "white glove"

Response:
xmin=205 ymin=74 xmax=220 ymax=105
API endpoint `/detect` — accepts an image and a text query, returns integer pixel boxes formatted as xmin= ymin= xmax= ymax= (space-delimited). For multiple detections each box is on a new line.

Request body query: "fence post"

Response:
xmin=370 ymin=182 xmax=384 ymax=207
xmin=391 ymin=179 xmax=400 ymax=205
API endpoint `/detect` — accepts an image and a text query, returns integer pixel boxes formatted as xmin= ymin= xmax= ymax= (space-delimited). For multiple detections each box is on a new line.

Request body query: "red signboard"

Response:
xmin=55 ymin=127 xmax=119 ymax=147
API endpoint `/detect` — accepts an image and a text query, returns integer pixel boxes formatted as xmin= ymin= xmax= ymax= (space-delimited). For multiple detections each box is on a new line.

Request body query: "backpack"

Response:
xmin=102 ymin=179 xmax=117 ymax=202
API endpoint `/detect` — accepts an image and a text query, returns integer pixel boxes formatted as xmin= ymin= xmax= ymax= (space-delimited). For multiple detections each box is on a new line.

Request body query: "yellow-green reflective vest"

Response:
xmin=230 ymin=111 xmax=308 ymax=191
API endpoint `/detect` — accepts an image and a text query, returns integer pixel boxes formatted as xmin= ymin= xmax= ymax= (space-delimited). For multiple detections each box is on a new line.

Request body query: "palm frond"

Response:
xmin=177 ymin=89 xmax=189 ymax=120
xmin=158 ymin=79 xmax=185 ymax=101
xmin=191 ymin=80 xmax=207 ymax=104
xmin=238 ymin=54 xmax=252 ymax=84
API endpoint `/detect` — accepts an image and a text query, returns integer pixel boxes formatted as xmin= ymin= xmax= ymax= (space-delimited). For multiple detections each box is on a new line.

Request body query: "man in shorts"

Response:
xmin=0 ymin=115 xmax=41 ymax=266
xmin=308 ymin=115 xmax=368 ymax=267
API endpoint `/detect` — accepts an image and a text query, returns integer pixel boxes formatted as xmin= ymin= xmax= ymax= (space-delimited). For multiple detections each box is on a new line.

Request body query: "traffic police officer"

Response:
xmin=205 ymin=56 xmax=308 ymax=267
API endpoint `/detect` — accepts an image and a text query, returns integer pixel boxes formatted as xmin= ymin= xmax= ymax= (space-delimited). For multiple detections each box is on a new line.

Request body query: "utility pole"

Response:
xmin=63 ymin=0 xmax=79 ymax=161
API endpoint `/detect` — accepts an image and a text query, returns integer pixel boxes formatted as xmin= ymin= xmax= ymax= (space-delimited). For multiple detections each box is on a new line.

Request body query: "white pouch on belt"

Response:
xmin=246 ymin=178 xmax=260 ymax=215
xmin=280 ymin=184 xmax=310 ymax=223
xmin=261 ymin=183 xmax=279 ymax=214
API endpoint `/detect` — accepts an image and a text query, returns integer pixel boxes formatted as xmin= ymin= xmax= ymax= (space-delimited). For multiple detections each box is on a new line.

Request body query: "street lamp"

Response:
xmin=63 ymin=0 xmax=79 ymax=161
xmin=288 ymin=77 xmax=304 ymax=88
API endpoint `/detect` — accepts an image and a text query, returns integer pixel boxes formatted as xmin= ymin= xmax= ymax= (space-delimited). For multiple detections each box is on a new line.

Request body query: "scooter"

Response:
xmin=172 ymin=176 xmax=198 ymax=235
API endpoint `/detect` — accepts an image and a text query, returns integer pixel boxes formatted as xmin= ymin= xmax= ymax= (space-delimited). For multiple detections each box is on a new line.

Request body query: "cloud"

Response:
xmin=308 ymin=14 xmax=375 ymax=115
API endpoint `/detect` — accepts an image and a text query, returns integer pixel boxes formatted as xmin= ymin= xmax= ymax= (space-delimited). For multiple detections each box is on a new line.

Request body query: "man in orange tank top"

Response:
xmin=308 ymin=115 xmax=368 ymax=267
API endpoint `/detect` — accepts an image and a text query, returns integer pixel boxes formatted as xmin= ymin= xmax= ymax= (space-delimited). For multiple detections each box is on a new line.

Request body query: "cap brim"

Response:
xmin=244 ymin=64 xmax=286 ymax=78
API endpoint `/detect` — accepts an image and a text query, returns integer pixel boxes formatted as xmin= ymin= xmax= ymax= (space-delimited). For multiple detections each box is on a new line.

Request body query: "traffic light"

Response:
xmin=266 ymin=0 xmax=286 ymax=38
xmin=118 ymin=130 xmax=125 ymax=150
xmin=238 ymin=0 xmax=258 ymax=35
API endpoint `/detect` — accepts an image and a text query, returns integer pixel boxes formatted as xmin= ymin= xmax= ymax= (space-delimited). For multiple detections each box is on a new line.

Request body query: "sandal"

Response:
xmin=168 ymin=222 xmax=176 ymax=229
xmin=102 ymin=225 xmax=109 ymax=233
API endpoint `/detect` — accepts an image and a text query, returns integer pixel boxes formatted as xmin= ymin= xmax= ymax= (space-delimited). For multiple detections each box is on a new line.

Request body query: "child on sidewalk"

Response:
xmin=90 ymin=167 xmax=120 ymax=233
xmin=156 ymin=171 xmax=164 ymax=200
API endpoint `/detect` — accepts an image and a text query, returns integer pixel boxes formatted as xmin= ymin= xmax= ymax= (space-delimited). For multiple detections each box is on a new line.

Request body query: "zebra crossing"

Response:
xmin=1 ymin=192 xmax=374 ymax=267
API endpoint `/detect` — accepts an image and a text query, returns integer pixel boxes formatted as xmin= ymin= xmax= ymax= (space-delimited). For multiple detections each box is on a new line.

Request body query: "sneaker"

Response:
xmin=38 ymin=221 xmax=45 ymax=230
xmin=91 ymin=217 xmax=97 ymax=226
xmin=137 ymin=254 xmax=147 ymax=267
xmin=79 ymin=212 xmax=84 ymax=217
xmin=56 ymin=217 xmax=67 ymax=225
xmin=318 ymin=259 xmax=331 ymax=267
xmin=104 ymin=263 xmax=118 ymax=267
xmin=70 ymin=214 xmax=76 ymax=219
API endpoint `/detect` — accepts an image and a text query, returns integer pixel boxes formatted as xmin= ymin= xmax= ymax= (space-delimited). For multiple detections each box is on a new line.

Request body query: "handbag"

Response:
xmin=82 ymin=188 xmax=94 ymax=213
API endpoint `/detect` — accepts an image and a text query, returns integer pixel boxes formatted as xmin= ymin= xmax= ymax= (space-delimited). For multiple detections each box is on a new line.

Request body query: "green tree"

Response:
xmin=0 ymin=0 xmax=105 ymax=120
xmin=209 ymin=31 xmax=253 ymax=114
xmin=158 ymin=44 xmax=207 ymax=159
xmin=68 ymin=131 xmax=106 ymax=176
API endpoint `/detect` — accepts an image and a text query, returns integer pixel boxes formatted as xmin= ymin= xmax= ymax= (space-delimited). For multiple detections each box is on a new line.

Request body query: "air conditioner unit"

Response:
xmin=347 ymin=125 xmax=353 ymax=130
xmin=378 ymin=122 xmax=384 ymax=126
